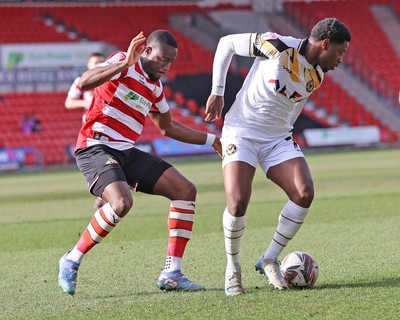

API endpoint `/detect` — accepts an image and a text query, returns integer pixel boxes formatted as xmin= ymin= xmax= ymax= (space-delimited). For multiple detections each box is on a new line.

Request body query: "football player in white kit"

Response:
xmin=205 ymin=18 xmax=351 ymax=295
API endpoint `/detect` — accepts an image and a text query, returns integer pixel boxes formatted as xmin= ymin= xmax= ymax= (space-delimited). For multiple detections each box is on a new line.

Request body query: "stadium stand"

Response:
xmin=0 ymin=90 xmax=212 ymax=166
xmin=0 ymin=7 xmax=74 ymax=44
xmin=203 ymin=1 xmax=399 ymax=143
xmin=281 ymin=0 xmax=400 ymax=143
xmin=42 ymin=5 xmax=214 ymax=77
xmin=0 ymin=0 xmax=399 ymax=170
xmin=0 ymin=4 xmax=214 ymax=75
xmin=284 ymin=0 xmax=400 ymax=105
xmin=0 ymin=92 xmax=81 ymax=165
xmin=0 ymin=3 xmax=220 ymax=167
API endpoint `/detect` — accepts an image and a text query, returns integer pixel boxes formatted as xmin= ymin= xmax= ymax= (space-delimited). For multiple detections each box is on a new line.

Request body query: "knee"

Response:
xmin=227 ymin=197 xmax=248 ymax=216
xmin=109 ymin=196 xmax=133 ymax=218
xmin=178 ymin=180 xmax=197 ymax=200
xmin=293 ymin=183 xmax=314 ymax=208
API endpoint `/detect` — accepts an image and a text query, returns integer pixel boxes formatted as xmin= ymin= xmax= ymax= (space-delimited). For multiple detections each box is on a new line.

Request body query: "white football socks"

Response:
xmin=223 ymin=208 xmax=246 ymax=272
xmin=263 ymin=200 xmax=309 ymax=262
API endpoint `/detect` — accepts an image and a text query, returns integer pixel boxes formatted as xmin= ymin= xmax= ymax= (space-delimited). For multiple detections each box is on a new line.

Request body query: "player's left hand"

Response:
xmin=124 ymin=32 xmax=146 ymax=68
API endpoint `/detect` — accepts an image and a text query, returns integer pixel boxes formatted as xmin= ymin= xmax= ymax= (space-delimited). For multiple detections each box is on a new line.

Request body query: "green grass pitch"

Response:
xmin=0 ymin=148 xmax=399 ymax=319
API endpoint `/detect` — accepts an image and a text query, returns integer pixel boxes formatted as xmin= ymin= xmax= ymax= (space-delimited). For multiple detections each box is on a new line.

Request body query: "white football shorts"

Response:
xmin=221 ymin=135 xmax=305 ymax=174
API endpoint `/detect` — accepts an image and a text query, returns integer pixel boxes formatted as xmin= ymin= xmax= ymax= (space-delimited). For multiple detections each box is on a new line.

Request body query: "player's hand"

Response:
xmin=212 ymin=136 xmax=223 ymax=158
xmin=124 ymin=32 xmax=146 ymax=68
xmin=205 ymin=94 xmax=224 ymax=122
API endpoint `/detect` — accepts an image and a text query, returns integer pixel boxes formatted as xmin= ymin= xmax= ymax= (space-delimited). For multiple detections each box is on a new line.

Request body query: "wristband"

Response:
xmin=205 ymin=133 xmax=216 ymax=146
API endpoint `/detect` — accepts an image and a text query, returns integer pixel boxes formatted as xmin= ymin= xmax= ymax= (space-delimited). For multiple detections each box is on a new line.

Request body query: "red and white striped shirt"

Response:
xmin=67 ymin=76 xmax=94 ymax=123
xmin=76 ymin=51 xmax=169 ymax=152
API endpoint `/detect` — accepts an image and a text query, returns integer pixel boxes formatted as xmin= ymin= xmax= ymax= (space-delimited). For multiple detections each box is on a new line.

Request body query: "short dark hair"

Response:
xmin=147 ymin=30 xmax=178 ymax=49
xmin=310 ymin=18 xmax=351 ymax=44
xmin=89 ymin=52 xmax=104 ymax=58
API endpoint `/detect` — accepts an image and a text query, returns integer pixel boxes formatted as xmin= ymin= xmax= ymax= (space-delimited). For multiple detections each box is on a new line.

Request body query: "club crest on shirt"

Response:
xmin=106 ymin=156 xmax=118 ymax=165
xmin=306 ymin=80 xmax=314 ymax=92
xmin=226 ymin=144 xmax=237 ymax=155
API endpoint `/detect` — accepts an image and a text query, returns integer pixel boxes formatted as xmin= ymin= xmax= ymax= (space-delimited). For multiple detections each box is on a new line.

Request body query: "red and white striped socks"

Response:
xmin=66 ymin=203 xmax=121 ymax=263
xmin=66 ymin=200 xmax=197 ymax=272
xmin=162 ymin=200 xmax=196 ymax=272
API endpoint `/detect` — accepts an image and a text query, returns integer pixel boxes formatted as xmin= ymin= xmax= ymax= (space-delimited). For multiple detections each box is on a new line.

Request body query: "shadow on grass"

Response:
xmin=317 ymin=277 xmax=400 ymax=289
xmin=88 ymin=277 xmax=400 ymax=300
xmin=89 ymin=287 xmax=227 ymax=299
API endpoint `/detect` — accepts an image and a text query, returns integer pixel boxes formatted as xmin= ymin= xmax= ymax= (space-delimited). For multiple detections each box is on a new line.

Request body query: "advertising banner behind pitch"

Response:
xmin=1 ymin=42 xmax=104 ymax=69
xmin=303 ymin=126 xmax=380 ymax=147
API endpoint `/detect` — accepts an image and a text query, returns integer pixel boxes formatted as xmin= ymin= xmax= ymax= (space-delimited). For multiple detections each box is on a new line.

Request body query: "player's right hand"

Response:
xmin=212 ymin=136 xmax=222 ymax=158
xmin=205 ymin=94 xmax=224 ymax=122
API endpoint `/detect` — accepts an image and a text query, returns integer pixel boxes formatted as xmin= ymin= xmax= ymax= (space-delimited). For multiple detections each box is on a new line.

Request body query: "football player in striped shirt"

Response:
xmin=64 ymin=52 xmax=106 ymax=210
xmin=205 ymin=18 xmax=351 ymax=295
xmin=65 ymin=52 xmax=105 ymax=123
xmin=58 ymin=30 xmax=222 ymax=295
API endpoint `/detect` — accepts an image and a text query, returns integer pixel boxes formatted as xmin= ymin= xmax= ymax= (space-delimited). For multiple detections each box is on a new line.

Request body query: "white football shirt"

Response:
xmin=212 ymin=32 xmax=324 ymax=140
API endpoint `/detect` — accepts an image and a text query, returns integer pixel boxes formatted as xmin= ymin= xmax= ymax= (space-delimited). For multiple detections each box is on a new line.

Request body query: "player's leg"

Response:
xmin=256 ymin=137 xmax=313 ymax=289
xmin=223 ymin=160 xmax=255 ymax=295
xmin=129 ymin=152 xmax=203 ymax=292
xmin=94 ymin=184 xmax=136 ymax=209
xmin=255 ymin=136 xmax=313 ymax=289
xmin=59 ymin=146 xmax=132 ymax=295
xmin=94 ymin=197 xmax=105 ymax=209
xmin=220 ymin=137 xmax=258 ymax=295
xmin=141 ymin=164 xmax=203 ymax=291
xmin=263 ymin=156 xmax=313 ymax=258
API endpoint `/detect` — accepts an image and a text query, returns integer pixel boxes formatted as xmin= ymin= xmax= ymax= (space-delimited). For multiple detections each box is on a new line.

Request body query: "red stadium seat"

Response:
xmin=187 ymin=99 xmax=199 ymax=115
xmin=173 ymin=92 xmax=186 ymax=108
xmin=284 ymin=0 xmax=400 ymax=101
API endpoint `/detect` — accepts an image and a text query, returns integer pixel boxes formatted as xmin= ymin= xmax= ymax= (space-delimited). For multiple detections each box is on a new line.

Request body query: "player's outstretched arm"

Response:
xmin=65 ymin=95 xmax=88 ymax=110
xmin=149 ymin=111 xmax=222 ymax=157
xmin=79 ymin=32 xmax=146 ymax=91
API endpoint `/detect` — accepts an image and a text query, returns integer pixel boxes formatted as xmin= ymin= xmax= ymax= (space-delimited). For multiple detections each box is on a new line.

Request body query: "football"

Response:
xmin=280 ymin=251 xmax=319 ymax=288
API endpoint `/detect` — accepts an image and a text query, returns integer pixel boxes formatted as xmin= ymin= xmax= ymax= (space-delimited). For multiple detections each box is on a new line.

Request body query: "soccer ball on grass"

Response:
xmin=280 ymin=251 xmax=319 ymax=289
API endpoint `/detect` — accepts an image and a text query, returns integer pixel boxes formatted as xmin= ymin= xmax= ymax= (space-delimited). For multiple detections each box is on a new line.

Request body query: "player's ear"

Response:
xmin=321 ymin=38 xmax=330 ymax=50
xmin=144 ymin=45 xmax=152 ymax=56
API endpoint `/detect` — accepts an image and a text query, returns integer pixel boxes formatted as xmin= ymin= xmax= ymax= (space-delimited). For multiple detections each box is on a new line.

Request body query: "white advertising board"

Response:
xmin=1 ymin=42 xmax=104 ymax=69
xmin=303 ymin=126 xmax=381 ymax=147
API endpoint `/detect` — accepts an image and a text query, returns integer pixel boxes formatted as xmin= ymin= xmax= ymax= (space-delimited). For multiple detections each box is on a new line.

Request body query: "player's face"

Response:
xmin=318 ymin=40 xmax=349 ymax=73
xmin=141 ymin=43 xmax=178 ymax=81
xmin=87 ymin=56 xmax=105 ymax=70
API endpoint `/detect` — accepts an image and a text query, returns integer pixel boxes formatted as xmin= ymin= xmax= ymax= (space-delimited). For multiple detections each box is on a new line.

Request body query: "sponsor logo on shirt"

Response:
xmin=124 ymin=92 xmax=140 ymax=101
xmin=124 ymin=91 xmax=152 ymax=112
